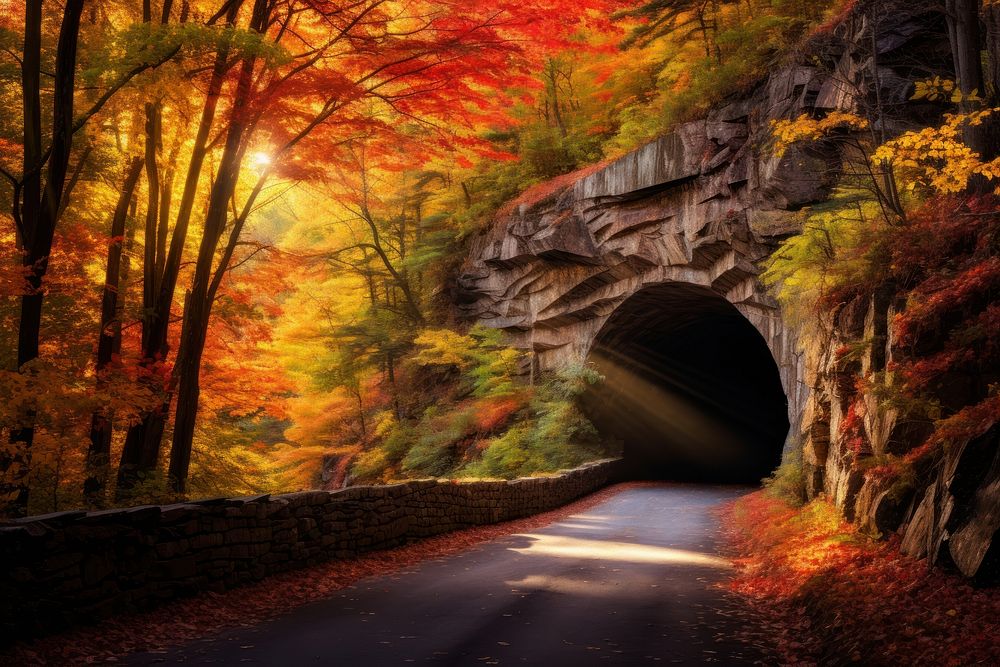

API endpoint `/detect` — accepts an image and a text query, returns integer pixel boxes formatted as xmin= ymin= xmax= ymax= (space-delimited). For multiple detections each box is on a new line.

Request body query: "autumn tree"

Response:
xmin=162 ymin=0 xmax=628 ymax=493
xmin=84 ymin=155 xmax=143 ymax=503
xmin=0 ymin=0 xmax=178 ymax=514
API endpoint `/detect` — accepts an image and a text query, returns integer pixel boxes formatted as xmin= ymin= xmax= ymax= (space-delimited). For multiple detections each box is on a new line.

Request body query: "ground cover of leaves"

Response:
xmin=4 ymin=482 xmax=650 ymax=665
xmin=720 ymin=491 xmax=1000 ymax=666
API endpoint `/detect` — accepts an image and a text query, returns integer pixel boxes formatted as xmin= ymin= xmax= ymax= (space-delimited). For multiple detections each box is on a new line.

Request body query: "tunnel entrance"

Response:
xmin=580 ymin=282 xmax=788 ymax=483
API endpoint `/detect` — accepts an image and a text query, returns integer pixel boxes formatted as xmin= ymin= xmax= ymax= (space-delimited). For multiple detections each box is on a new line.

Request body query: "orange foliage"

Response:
xmin=721 ymin=492 xmax=1000 ymax=665
xmin=497 ymin=160 xmax=610 ymax=217
xmin=472 ymin=393 xmax=528 ymax=433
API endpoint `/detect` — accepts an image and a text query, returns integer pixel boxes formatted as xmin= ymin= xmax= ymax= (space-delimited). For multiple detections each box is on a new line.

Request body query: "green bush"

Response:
xmin=461 ymin=364 xmax=607 ymax=479
xmin=465 ymin=426 xmax=543 ymax=479
xmin=353 ymin=340 xmax=613 ymax=482
xmin=400 ymin=406 xmax=477 ymax=477
xmin=763 ymin=450 xmax=807 ymax=506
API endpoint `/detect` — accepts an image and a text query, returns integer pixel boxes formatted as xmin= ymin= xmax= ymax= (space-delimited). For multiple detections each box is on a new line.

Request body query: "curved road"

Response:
xmin=133 ymin=485 xmax=763 ymax=665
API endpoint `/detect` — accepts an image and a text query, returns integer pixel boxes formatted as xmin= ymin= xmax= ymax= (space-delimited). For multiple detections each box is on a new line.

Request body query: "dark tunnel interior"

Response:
xmin=579 ymin=283 xmax=789 ymax=484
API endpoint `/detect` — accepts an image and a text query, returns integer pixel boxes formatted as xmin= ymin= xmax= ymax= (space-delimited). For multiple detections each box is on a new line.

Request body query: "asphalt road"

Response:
xmin=131 ymin=485 xmax=763 ymax=665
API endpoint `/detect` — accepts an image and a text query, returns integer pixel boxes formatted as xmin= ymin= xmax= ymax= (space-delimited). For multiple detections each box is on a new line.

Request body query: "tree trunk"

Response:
xmin=57 ymin=144 xmax=93 ymax=219
xmin=546 ymin=61 xmax=567 ymax=138
xmin=3 ymin=0 xmax=85 ymax=517
xmin=946 ymin=0 xmax=984 ymax=98
xmin=169 ymin=292 xmax=205 ymax=493
xmin=982 ymin=4 xmax=1000 ymax=161
xmin=168 ymin=0 xmax=268 ymax=493
xmin=142 ymin=101 xmax=161 ymax=328
xmin=986 ymin=5 xmax=1000 ymax=100
xmin=945 ymin=0 xmax=990 ymax=156
xmin=85 ymin=156 xmax=144 ymax=505
xmin=117 ymin=2 xmax=241 ymax=495
xmin=2 ymin=0 xmax=43 ymax=516
xmin=387 ymin=352 xmax=401 ymax=419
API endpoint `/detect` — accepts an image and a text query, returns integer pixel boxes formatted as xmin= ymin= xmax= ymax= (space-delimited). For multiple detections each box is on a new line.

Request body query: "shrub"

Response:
xmin=461 ymin=364 xmax=608 ymax=479
xmin=350 ymin=448 xmax=389 ymax=483
xmin=464 ymin=426 xmax=543 ymax=479
xmin=763 ymin=450 xmax=807 ymax=506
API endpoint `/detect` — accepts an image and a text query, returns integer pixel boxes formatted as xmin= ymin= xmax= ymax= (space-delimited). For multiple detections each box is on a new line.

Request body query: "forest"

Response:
xmin=1 ymin=0 xmax=998 ymax=521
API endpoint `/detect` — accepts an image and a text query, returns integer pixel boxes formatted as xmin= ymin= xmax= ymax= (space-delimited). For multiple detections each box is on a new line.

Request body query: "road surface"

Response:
xmin=131 ymin=485 xmax=763 ymax=665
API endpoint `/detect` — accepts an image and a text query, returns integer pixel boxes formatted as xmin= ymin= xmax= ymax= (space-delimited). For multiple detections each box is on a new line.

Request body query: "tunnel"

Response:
xmin=580 ymin=282 xmax=789 ymax=483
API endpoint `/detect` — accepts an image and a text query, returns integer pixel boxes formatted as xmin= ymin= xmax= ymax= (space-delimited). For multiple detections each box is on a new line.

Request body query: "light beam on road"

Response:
xmin=508 ymin=533 xmax=733 ymax=569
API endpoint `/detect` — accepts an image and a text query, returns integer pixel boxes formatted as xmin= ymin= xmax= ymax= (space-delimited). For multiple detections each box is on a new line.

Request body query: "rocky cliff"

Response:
xmin=456 ymin=66 xmax=839 ymax=451
xmin=456 ymin=7 xmax=998 ymax=580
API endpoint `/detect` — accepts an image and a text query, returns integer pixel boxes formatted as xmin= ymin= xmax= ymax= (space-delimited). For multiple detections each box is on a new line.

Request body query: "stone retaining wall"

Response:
xmin=0 ymin=459 xmax=622 ymax=643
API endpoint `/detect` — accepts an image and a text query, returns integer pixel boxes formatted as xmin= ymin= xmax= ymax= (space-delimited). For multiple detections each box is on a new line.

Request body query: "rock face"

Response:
xmin=807 ymin=285 xmax=1000 ymax=584
xmin=457 ymin=65 xmax=843 ymax=451
xmin=457 ymin=8 xmax=998 ymax=580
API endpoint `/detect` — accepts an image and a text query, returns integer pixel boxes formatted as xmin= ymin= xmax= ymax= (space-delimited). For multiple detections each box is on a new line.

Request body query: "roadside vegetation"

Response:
xmin=721 ymin=489 xmax=1000 ymax=664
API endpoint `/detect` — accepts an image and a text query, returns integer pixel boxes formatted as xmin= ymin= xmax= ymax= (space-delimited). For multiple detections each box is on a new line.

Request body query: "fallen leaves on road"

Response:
xmin=4 ymin=483 xmax=652 ymax=665
xmin=719 ymin=491 xmax=1000 ymax=666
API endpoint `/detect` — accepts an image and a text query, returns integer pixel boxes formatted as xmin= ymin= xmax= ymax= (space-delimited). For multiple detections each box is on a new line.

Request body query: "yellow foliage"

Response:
xmin=270 ymin=442 xmax=334 ymax=491
xmin=283 ymin=389 xmax=360 ymax=448
xmin=411 ymin=329 xmax=478 ymax=368
xmin=872 ymin=109 xmax=1000 ymax=194
xmin=911 ymin=76 xmax=981 ymax=104
xmin=770 ymin=112 xmax=869 ymax=157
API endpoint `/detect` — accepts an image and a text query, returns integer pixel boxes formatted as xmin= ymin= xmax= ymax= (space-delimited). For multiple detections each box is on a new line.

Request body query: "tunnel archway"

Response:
xmin=580 ymin=282 xmax=788 ymax=483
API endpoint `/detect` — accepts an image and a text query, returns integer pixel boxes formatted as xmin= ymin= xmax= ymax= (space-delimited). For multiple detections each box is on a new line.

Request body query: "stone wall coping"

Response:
xmin=1 ymin=458 xmax=621 ymax=532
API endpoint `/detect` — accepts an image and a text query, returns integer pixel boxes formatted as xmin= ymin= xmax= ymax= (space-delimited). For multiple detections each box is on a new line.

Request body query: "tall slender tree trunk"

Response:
xmin=85 ymin=157 xmax=144 ymax=505
xmin=545 ymin=61 xmax=567 ymax=138
xmin=946 ymin=0 xmax=984 ymax=99
xmin=986 ymin=5 xmax=1000 ymax=99
xmin=168 ymin=0 xmax=268 ymax=493
xmin=143 ymin=101 xmax=162 ymax=323
xmin=117 ymin=3 xmax=241 ymax=495
xmin=2 ymin=0 xmax=85 ymax=517
xmin=387 ymin=352 xmax=401 ymax=418
xmin=946 ymin=0 xmax=991 ymax=156
xmin=57 ymin=144 xmax=93 ymax=220
xmin=981 ymin=3 xmax=1000 ymax=162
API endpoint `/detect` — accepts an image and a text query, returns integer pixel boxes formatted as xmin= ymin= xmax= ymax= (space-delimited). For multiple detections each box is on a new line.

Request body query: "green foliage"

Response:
xmin=412 ymin=325 xmax=523 ymax=397
xmin=761 ymin=190 xmax=889 ymax=328
xmin=518 ymin=117 xmax=607 ymax=181
xmin=411 ymin=329 xmax=477 ymax=368
xmin=387 ymin=329 xmax=527 ymax=479
xmin=538 ymin=362 xmax=603 ymax=401
xmin=467 ymin=328 xmax=523 ymax=397
xmin=763 ymin=450 xmax=806 ymax=506
xmin=111 ymin=470 xmax=180 ymax=508
xmin=333 ymin=303 xmax=415 ymax=373
xmin=461 ymin=364 xmax=606 ymax=479
xmin=350 ymin=447 xmax=389 ymax=481
xmin=450 ymin=160 xmax=546 ymax=238
xmin=400 ymin=405 xmax=476 ymax=477
xmin=77 ymin=21 xmax=290 ymax=101
xmin=466 ymin=426 xmax=541 ymax=479
xmin=401 ymin=225 xmax=454 ymax=274
xmin=350 ymin=332 xmax=612 ymax=483
xmin=187 ymin=412 xmax=282 ymax=498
